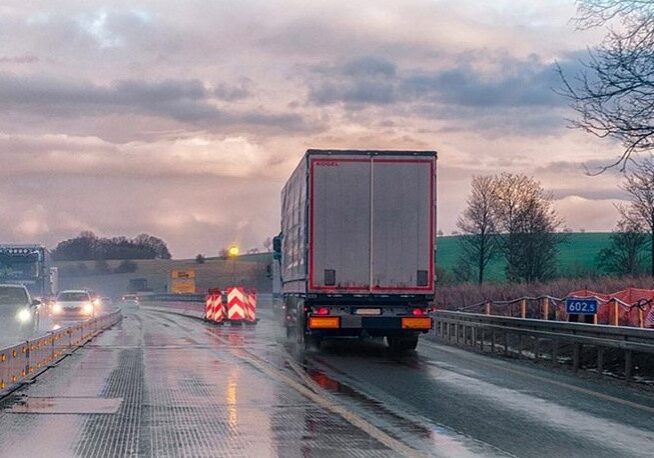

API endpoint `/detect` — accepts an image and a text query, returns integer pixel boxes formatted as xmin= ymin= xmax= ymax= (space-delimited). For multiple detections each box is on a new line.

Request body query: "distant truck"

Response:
xmin=275 ymin=149 xmax=437 ymax=352
xmin=0 ymin=245 xmax=58 ymax=299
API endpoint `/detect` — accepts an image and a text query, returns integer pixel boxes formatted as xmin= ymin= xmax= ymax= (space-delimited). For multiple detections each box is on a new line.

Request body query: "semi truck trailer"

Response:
xmin=275 ymin=149 xmax=437 ymax=352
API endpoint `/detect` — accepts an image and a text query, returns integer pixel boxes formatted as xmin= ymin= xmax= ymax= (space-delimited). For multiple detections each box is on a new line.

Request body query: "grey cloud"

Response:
xmin=308 ymin=53 xmax=579 ymax=110
xmin=213 ymin=79 xmax=252 ymax=101
xmin=0 ymin=54 xmax=38 ymax=64
xmin=309 ymin=56 xmax=397 ymax=105
xmin=551 ymin=188 xmax=628 ymax=201
xmin=0 ymin=74 xmax=312 ymax=133
xmin=535 ymin=160 xmax=625 ymax=176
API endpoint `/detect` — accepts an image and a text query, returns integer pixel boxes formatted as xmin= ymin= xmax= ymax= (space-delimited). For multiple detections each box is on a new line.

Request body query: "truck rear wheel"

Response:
xmin=387 ymin=336 xmax=419 ymax=353
xmin=305 ymin=334 xmax=322 ymax=350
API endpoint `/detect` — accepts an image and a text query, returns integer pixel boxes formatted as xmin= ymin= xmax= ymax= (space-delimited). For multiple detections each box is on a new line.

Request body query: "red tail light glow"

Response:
xmin=316 ymin=307 xmax=330 ymax=316
xmin=412 ymin=308 xmax=425 ymax=316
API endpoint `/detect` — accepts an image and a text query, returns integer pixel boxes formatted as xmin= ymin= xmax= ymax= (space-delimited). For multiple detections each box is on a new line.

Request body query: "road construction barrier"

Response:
xmin=0 ymin=310 xmax=122 ymax=396
xmin=226 ymin=287 xmax=248 ymax=321
xmin=246 ymin=289 xmax=257 ymax=322
xmin=205 ymin=288 xmax=225 ymax=323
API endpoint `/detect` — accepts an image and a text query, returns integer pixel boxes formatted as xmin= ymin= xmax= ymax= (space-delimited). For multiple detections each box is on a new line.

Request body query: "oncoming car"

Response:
xmin=51 ymin=290 xmax=98 ymax=318
xmin=0 ymin=284 xmax=41 ymax=335
xmin=121 ymin=294 xmax=139 ymax=308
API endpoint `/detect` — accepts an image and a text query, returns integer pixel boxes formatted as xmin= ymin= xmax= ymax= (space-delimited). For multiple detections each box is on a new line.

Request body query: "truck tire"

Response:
xmin=387 ymin=336 xmax=419 ymax=353
xmin=305 ymin=334 xmax=322 ymax=350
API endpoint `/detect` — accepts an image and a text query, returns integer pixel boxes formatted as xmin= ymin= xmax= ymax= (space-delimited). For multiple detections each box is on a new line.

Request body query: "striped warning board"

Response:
xmin=205 ymin=289 xmax=224 ymax=323
xmin=226 ymin=287 xmax=247 ymax=321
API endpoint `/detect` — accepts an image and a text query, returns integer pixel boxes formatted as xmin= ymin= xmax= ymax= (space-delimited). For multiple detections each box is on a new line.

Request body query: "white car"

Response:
xmin=0 ymin=284 xmax=40 ymax=334
xmin=52 ymin=290 xmax=97 ymax=318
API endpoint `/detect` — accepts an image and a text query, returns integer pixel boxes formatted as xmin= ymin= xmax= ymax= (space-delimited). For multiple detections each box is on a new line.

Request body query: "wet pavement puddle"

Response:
xmin=8 ymin=396 xmax=123 ymax=414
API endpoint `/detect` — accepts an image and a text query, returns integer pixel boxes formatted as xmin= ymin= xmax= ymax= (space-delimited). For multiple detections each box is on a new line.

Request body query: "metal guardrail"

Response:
xmin=0 ymin=310 xmax=122 ymax=396
xmin=138 ymin=293 xmax=206 ymax=303
xmin=432 ymin=310 xmax=654 ymax=383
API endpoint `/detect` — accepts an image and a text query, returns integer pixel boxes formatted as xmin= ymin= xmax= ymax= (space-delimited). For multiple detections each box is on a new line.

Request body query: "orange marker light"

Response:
xmin=401 ymin=317 xmax=432 ymax=330
xmin=308 ymin=316 xmax=340 ymax=329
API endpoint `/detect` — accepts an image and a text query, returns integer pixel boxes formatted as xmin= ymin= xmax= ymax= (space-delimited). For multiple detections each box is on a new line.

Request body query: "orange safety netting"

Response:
xmin=567 ymin=287 xmax=654 ymax=328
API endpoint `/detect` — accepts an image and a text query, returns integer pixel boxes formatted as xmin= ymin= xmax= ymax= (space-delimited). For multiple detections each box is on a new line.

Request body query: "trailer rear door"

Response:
xmin=310 ymin=158 xmax=371 ymax=291
xmin=371 ymin=158 xmax=434 ymax=292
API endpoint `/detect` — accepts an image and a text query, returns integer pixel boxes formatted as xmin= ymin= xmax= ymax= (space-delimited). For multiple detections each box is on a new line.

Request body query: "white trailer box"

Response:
xmin=279 ymin=149 xmax=437 ymax=351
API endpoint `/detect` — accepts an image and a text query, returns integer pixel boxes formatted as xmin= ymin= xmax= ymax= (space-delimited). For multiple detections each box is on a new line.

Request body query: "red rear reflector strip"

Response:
xmin=308 ymin=316 xmax=340 ymax=329
xmin=401 ymin=317 xmax=432 ymax=330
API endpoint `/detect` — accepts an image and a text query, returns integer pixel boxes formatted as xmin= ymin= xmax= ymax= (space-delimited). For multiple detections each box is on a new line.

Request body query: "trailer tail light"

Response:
xmin=315 ymin=307 xmax=330 ymax=316
xmin=412 ymin=308 xmax=425 ymax=316
xmin=401 ymin=317 xmax=432 ymax=330
xmin=308 ymin=316 xmax=340 ymax=329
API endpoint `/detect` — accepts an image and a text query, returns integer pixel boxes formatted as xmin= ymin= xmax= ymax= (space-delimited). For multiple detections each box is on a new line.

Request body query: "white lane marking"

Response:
xmin=422 ymin=340 xmax=654 ymax=415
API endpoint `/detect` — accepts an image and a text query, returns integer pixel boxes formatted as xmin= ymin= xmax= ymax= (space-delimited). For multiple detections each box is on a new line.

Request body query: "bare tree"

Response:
xmin=457 ymin=176 xmax=499 ymax=284
xmin=620 ymin=158 xmax=654 ymax=274
xmin=558 ymin=1 xmax=654 ymax=169
xmin=598 ymin=217 xmax=647 ymax=275
xmin=492 ymin=173 xmax=564 ymax=283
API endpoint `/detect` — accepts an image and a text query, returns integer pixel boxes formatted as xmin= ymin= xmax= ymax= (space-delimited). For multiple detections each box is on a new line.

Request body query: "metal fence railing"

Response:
xmin=432 ymin=310 xmax=654 ymax=384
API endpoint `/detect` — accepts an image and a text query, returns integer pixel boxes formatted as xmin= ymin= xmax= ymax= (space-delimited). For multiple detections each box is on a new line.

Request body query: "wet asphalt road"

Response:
xmin=0 ymin=300 xmax=653 ymax=457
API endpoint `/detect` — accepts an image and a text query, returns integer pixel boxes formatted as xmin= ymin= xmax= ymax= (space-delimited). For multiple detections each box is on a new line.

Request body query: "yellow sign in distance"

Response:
xmin=171 ymin=279 xmax=196 ymax=294
xmin=171 ymin=269 xmax=196 ymax=279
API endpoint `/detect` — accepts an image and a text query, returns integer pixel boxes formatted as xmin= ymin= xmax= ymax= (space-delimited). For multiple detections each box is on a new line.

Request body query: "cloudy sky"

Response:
xmin=0 ymin=0 xmax=627 ymax=258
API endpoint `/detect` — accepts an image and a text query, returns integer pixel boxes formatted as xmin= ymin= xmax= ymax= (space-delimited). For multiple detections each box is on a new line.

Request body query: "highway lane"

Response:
xmin=0 ymin=301 xmax=652 ymax=457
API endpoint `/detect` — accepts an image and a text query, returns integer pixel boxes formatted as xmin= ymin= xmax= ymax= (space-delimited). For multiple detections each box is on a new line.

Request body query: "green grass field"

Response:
xmin=436 ymin=232 xmax=613 ymax=282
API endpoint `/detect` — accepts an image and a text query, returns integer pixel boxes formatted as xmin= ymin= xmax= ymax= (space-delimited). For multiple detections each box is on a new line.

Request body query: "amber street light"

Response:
xmin=228 ymin=245 xmax=239 ymax=285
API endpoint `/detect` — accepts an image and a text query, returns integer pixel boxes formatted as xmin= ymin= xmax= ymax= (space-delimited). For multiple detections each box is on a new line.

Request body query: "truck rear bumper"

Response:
xmin=307 ymin=315 xmax=432 ymax=334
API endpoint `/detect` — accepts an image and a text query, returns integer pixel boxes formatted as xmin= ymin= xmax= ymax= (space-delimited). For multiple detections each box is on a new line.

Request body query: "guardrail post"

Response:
xmin=552 ymin=339 xmax=559 ymax=363
xmin=520 ymin=299 xmax=527 ymax=319
xmin=573 ymin=343 xmax=581 ymax=372
xmin=490 ymin=329 xmax=496 ymax=353
xmin=596 ymin=348 xmax=604 ymax=377
xmin=639 ymin=309 xmax=644 ymax=328
xmin=534 ymin=338 xmax=540 ymax=362
xmin=625 ymin=350 xmax=633 ymax=383
xmin=485 ymin=301 xmax=491 ymax=315
xmin=479 ymin=328 xmax=484 ymax=351
xmin=504 ymin=332 xmax=509 ymax=356
xmin=542 ymin=297 xmax=549 ymax=320
xmin=613 ymin=299 xmax=619 ymax=326
xmin=593 ymin=314 xmax=598 ymax=325
xmin=455 ymin=323 xmax=460 ymax=345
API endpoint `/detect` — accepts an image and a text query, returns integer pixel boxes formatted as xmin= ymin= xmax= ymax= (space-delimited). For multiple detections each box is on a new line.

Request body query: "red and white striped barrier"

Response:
xmin=246 ymin=289 xmax=257 ymax=322
xmin=226 ymin=287 xmax=247 ymax=321
xmin=205 ymin=289 xmax=225 ymax=323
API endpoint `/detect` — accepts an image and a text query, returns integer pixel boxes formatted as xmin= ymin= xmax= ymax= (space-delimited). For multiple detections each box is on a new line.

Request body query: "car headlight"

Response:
xmin=17 ymin=309 xmax=32 ymax=323
xmin=83 ymin=302 xmax=94 ymax=315
xmin=52 ymin=302 xmax=62 ymax=314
